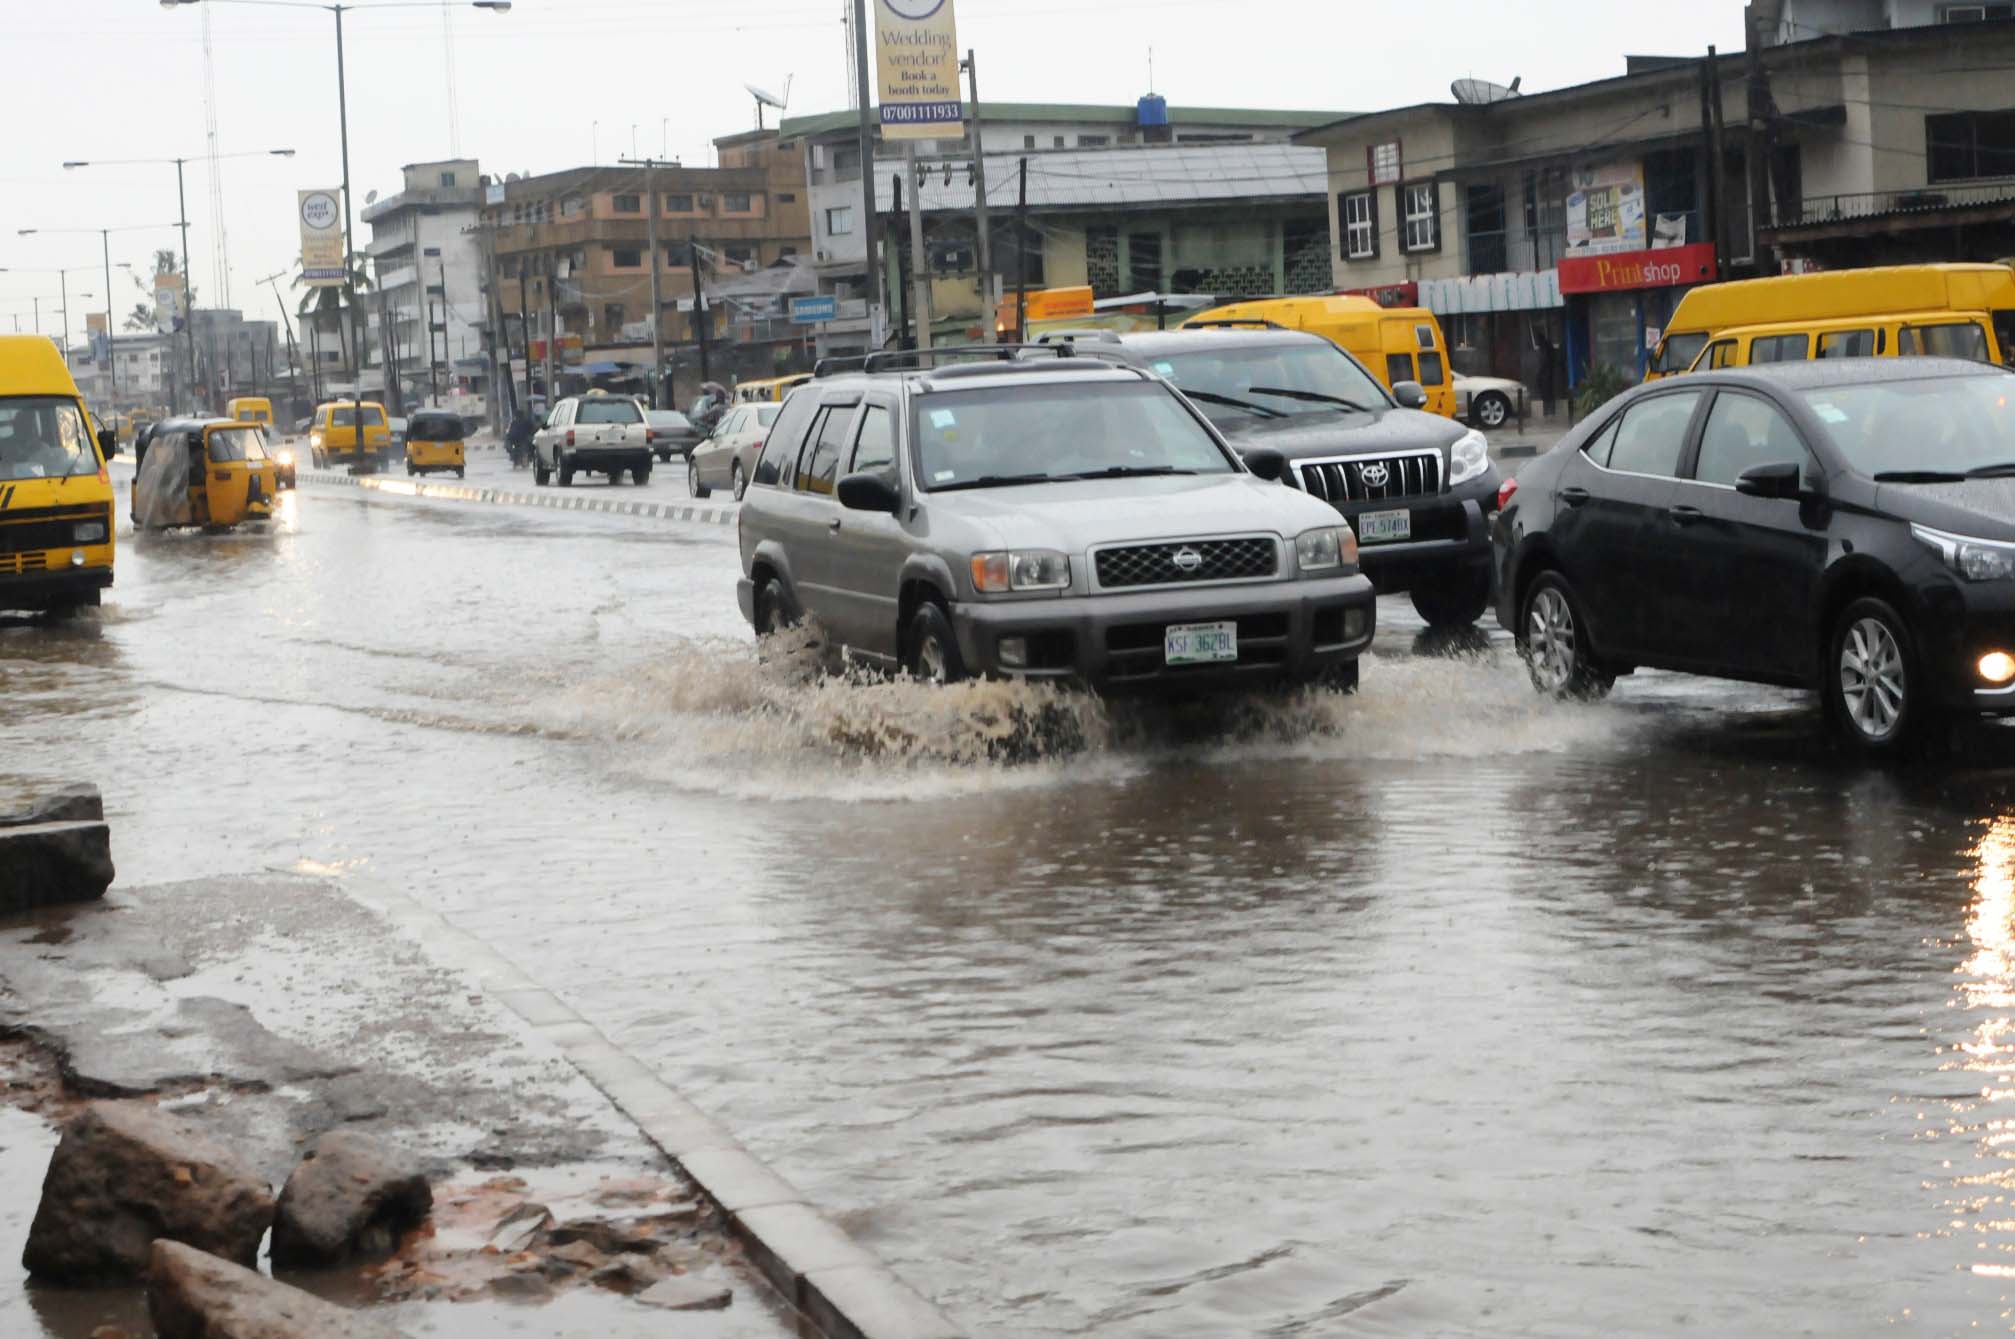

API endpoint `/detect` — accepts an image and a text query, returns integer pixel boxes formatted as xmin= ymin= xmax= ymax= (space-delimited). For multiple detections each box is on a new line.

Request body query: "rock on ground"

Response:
xmin=148 ymin=1239 xmax=404 ymax=1339
xmin=22 ymin=1102 xmax=274 ymax=1284
xmin=270 ymin=1131 xmax=432 ymax=1269
xmin=0 ymin=784 xmax=113 ymax=912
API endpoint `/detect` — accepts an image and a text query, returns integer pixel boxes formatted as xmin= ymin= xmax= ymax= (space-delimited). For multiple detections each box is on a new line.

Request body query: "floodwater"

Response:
xmin=9 ymin=460 xmax=2015 ymax=1335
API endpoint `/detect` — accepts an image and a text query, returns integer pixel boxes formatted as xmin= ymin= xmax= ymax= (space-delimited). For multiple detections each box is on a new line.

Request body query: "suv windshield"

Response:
xmin=914 ymin=380 xmax=1234 ymax=491
xmin=576 ymin=399 xmax=642 ymax=425
xmin=1147 ymin=342 xmax=1389 ymax=427
xmin=1803 ymin=373 xmax=2015 ymax=476
xmin=0 ymin=396 xmax=100 ymax=481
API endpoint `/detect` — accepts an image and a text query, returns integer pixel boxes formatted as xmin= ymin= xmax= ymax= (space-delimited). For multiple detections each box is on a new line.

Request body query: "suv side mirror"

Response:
xmin=1736 ymin=461 xmax=1804 ymax=499
xmin=1241 ymin=447 xmax=1288 ymax=482
xmin=837 ymin=470 xmax=900 ymax=513
xmin=97 ymin=428 xmax=119 ymax=458
xmin=1392 ymin=381 xmax=1428 ymax=410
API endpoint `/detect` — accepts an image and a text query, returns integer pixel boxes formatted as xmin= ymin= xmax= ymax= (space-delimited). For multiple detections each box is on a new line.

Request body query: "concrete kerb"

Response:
xmin=339 ymin=881 xmax=962 ymax=1339
xmin=298 ymin=470 xmax=738 ymax=527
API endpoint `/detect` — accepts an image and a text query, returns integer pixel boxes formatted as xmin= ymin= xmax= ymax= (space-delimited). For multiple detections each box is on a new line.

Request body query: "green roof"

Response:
xmin=776 ymin=102 xmax=1349 ymax=140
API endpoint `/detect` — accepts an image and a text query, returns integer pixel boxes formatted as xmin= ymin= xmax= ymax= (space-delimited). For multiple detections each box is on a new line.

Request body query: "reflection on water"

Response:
xmin=1951 ymin=817 xmax=2015 ymax=1281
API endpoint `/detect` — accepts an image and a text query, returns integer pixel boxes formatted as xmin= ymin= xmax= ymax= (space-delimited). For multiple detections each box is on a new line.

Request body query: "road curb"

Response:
xmin=300 ymin=470 xmax=738 ymax=527
xmin=341 ymin=880 xmax=962 ymax=1339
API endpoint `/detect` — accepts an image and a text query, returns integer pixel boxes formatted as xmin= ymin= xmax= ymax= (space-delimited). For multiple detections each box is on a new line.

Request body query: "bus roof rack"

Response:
xmin=813 ymin=343 xmax=1079 ymax=378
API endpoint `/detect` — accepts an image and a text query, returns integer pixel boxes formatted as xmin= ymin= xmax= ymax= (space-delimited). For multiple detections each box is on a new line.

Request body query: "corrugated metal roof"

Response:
xmin=780 ymin=102 xmax=1349 ymax=140
xmin=882 ymin=142 xmax=1329 ymax=213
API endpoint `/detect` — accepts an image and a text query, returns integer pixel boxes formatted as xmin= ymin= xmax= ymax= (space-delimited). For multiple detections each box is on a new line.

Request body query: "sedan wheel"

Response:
xmin=1472 ymin=391 xmax=1511 ymax=430
xmin=1828 ymin=597 xmax=1924 ymax=751
xmin=732 ymin=461 xmax=747 ymax=501
xmin=688 ymin=458 xmax=711 ymax=499
xmin=1519 ymin=573 xmax=1612 ymax=700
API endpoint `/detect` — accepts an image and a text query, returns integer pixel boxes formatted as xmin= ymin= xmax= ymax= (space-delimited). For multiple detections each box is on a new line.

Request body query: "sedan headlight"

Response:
xmin=73 ymin=521 xmax=107 ymax=544
xmin=971 ymin=549 xmax=1070 ymax=593
xmin=1913 ymin=523 xmax=2015 ymax=581
xmin=1295 ymin=525 xmax=1358 ymax=573
xmin=275 ymin=448 xmax=295 ymax=466
xmin=1448 ymin=428 xmax=1491 ymax=486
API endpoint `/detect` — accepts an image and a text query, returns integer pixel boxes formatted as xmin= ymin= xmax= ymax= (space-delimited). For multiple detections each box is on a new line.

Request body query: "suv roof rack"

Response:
xmin=1034 ymin=329 xmax=1123 ymax=344
xmin=812 ymin=343 xmax=1078 ymax=378
xmin=1183 ymin=317 xmax=1288 ymax=330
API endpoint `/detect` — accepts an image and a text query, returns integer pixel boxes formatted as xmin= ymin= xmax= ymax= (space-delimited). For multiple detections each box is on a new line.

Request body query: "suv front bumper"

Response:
xmin=1330 ymin=478 xmax=1499 ymax=595
xmin=952 ymin=572 xmax=1376 ymax=692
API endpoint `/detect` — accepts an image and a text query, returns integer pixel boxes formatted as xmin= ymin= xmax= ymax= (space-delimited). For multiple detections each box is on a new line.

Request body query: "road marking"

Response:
xmin=296 ymin=471 xmax=736 ymax=528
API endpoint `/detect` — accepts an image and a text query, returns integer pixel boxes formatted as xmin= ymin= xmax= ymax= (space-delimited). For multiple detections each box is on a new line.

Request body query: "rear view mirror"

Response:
xmin=97 ymin=428 xmax=119 ymax=458
xmin=1242 ymin=447 xmax=1288 ymax=482
xmin=1392 ymin=381 xmax=1428 ymax=410
xmin=837 ymin=470 xmax=900 ymax=513
xmin=1736 ymin=461 xmax=1803 ymax=499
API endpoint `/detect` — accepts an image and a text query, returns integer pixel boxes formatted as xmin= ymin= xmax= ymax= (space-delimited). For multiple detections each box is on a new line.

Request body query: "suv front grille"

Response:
xmin=1094 ymin=537 xmax=1278 ymax=589
xmin=1297 ymin=451 xmax=1443 ymax=504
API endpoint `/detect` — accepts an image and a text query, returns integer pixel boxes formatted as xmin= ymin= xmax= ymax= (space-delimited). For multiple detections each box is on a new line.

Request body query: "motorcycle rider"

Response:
xmin=505 ymin=407 xmax=536 ymax=469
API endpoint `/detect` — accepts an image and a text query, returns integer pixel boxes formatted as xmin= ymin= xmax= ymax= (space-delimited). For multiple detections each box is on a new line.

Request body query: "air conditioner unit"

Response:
xmin=815 ymin=249 xmax=831 ymax=262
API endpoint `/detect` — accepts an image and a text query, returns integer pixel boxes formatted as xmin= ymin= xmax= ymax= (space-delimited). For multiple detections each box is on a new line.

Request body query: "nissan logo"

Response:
xmin=1171 ymin=547 xmax=1204 ymax=574
xmin=1358 ymin=462 xmax=1391 ymax=488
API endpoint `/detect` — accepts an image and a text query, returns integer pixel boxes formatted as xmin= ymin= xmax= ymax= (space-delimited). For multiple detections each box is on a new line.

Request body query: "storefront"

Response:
xmin=1422 ymin=270 xmax=1567 ymax=409
xmin=1559 ymin=242 xmax=1718 ymax=382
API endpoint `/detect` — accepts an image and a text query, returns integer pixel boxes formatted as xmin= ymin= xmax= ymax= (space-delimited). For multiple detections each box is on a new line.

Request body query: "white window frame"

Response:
xmin=1343 ymin=191 xmax=1376 ymax=260
xmin=1402 ymin=182 xmax=1439 ymax=253
xmin=825 ymin=206 xmax=855 ymax=237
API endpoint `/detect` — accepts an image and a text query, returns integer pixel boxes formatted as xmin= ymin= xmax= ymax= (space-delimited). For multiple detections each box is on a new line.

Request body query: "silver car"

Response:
xmin=735 ymin=349 xmax=1376 ymax=691
xmin=688 ymin=402 xmax=779 ymax=500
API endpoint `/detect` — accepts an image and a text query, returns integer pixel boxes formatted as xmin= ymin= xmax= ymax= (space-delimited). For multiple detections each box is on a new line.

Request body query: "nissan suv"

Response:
xmin=532 ymin=392 xmax=654 ymax=486
xmin=1056 ymin=329 xmax=1503 ymax=626
xmin=735 ymin=347 xmax=1376 ymax=692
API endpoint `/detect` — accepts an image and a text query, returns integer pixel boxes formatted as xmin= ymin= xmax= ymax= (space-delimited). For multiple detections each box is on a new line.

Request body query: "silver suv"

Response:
xmin=735 ymin=348 xmax=1376 ymax=692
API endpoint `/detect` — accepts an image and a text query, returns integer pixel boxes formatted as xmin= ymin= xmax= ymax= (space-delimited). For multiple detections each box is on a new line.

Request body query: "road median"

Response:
xmin=300 ymin=470 xmax=738 ymax=527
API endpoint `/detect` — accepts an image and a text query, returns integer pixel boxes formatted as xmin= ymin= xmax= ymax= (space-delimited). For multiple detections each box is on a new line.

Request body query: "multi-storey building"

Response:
xmin=362 ymin=158 xmax=487 ymax=412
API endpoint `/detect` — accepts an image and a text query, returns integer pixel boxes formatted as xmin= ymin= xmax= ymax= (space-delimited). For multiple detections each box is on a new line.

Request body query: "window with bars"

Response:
xmin=1401 ymin=181 xmax=1439 ymax=252
xmin=1341 ymin=191 xmax=1377 ymax=260
xmin=612 ymin=193 xmax=642 ymax=213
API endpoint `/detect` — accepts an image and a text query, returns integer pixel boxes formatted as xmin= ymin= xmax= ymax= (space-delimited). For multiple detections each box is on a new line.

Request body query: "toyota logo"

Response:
xmin=1358 ymin=462 xmax=1391 ymax=488
xmin=1171 ymin=547 xmax=1204 ymax=574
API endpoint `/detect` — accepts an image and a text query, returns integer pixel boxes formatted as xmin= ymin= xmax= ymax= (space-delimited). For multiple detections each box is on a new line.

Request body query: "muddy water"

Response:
xmin=8 ymin=481 xmax=2015 ymax=1334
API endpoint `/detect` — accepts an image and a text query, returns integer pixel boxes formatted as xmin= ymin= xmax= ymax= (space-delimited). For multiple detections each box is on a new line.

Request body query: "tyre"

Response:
xmin=1825 ymin=596 xmax=1928 ymax=753
xmin=633 ymin=463 xmax=651 ymax=486
xmin=609 ymin=468 xmax=626 ymax=485
xmin=1518 ymin=571 xmax=1613 ymax=700
xmin=533 ymin=451 xmax=551 ymax=486
xmin=1410 ymin=568 xmax=1492 ymax=628
xmin=904 ymin=599 xmax=965 ymax=684
xmin=405 ymin=460 xmax=415 ymax=476
xmin=752 ymin=576 xmax=794 ymax=636
xmin=558 ymin=453 xmax=574 ymax=487
xmin=689 ymin=458 xmax=711 ymax=499
xmin=1471 ymin=391 xmax=1511 ymax=430
xmin=731 ymin=461 xmax=747 ymax=501
xmin=455 ymin=467 xmax=465 ymax=479
xmin=655 ymin=448 xmax=671 ymax=463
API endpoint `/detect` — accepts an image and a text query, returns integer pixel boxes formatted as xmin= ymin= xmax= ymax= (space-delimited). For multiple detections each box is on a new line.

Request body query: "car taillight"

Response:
xmin=752 ymin=438 xmax=765 ymax=452
xmin=1496 ymin=476 xmax=1518 ymax=510
xmin=566 ymin=429 xmax=575 ymax=447
xmin=645 ymin=428 xmax=655 ymax=443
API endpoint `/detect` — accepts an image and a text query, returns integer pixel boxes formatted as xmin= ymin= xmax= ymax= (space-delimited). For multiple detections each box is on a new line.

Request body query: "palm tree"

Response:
xmin=295 ymin=253 xmax=374 ymax=393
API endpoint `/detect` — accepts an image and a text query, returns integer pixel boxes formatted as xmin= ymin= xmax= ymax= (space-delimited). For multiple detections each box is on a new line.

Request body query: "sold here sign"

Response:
xmin=1558 ymin=242 xmax=1717 ymax=295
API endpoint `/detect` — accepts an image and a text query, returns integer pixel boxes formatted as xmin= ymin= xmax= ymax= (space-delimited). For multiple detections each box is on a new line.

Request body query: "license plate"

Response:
xmin=1165 ymin=620 xmax=1238 ymax=665
xmin=1356 ymin=508 xmax=1412 ymax=544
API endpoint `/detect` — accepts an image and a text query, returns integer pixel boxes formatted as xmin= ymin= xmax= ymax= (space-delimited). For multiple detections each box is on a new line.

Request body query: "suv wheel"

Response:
xmin=1827 ymin=596 xmax=1927 ymax=752
xmin=533 ymin=451 xmax=551 ymax=486
xmin=1410 ymin=569 xmax=1491 ymax=628
xmin=905 ymin=601 xmax=965 ymax=684
xmin=1470 ymin=391 xmax=1511 ymax=430
xmin=633 ymin=461 xmax=651 ymax=486
xmin=732 ymin=461 xmax=747 ymax=501
xmin=689 ymin=458 xmax=711 ymax=499
xmin=557 ymin=452 xmax=574 ymax=487
xmin=753 ymin=576 xmax=794 ymax=636
xmin=1519 ymin=572 xmax=1612 ymax=700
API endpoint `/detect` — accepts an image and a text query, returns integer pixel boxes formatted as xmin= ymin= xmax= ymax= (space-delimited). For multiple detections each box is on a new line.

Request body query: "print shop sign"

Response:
xmin=875 ymin=0 xmax=962 ymax=140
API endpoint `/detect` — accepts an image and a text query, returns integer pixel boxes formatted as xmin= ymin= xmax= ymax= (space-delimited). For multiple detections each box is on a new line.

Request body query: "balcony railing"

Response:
xmin=1782 ymin=180 xmax=2015 ymax=227
xmin=1464 ymin=224 xmax=1568 ymax=276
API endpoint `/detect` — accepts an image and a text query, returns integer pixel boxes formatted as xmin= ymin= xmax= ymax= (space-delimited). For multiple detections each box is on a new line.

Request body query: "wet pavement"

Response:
xmin=8 ymin=467 xmax=2015 ymax=1335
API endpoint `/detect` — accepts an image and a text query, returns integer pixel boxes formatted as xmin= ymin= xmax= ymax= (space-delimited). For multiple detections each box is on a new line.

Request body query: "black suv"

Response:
xmin=1062 ymin=329 xmax=1503 ymax=626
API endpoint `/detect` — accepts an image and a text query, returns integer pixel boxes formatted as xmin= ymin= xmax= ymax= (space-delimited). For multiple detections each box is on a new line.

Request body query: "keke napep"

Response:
xmin=0 ymin=335 xmax=120 ymax=615
xmin=133 ymin=417 xmax=281 ymax=531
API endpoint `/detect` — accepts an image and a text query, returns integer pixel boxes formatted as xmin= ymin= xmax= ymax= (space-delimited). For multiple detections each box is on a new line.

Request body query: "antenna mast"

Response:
xmin=443 ymin=2 xmax=462 ymax=155
xmin=203 ymin=5 xmax=231 ymax=306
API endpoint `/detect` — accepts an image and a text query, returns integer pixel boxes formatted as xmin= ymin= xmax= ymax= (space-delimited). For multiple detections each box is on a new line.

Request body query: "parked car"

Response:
xmin=532 ymin=392 xmax=654 ymax=486
xmin=1492 ymin=357 xmax=2015 ymax=752
xmin=689 ymin=402 xmax=780 ymax=500
xmin=1453 ymin=373 xmax=1529 ymax=430
xmin=736 ymin=347 xmax=1377 ymax=691
xmin=645 ymin=409 xmax=701 ymax=461
xmin=1059 ymin=328 xmax=1502 ymax=626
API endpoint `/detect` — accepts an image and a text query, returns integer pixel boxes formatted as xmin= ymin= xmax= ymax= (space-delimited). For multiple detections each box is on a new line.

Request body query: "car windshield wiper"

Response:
xmin=1873 ymin=470 xmax=1969 ymax=482
xmin=1247 ymin=386 xmax=1373 ymax=412
xmin=1061 ymin=466 xmax=1197 ymax=480
xmin=931 ymin=472 xmax=1056 ymax=491
xmin=1179 ymin=389 xmax=1287 ymax=419
xmin=1968 ymin=462 xmax=2015 ymax=478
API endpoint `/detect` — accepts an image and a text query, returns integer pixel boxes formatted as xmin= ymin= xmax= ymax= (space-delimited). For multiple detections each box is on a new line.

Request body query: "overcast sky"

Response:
xmin=1 ymin=0 xmax=1745 ymax=339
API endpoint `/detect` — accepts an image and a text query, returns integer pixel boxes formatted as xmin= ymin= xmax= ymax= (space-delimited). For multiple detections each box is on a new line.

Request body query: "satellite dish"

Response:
xmin=1451 ymin=76 xmax=1522 ymax=105
xmin=365 ymin=189 xmax=379 ymax=204
xmin=744 ymin=74 xmax=793 ymax=130
xmin=505 ymin=172 xmax=521 ymax=182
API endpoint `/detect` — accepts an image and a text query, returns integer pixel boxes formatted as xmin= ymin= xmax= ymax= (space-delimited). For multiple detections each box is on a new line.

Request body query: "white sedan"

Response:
xmin=1453 ymin=374 xmax=1528 ymax=430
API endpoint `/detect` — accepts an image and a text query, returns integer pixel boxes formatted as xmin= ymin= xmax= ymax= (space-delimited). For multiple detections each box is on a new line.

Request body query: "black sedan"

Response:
xmin=1492 ymin=357 xmax=2015 ymax=751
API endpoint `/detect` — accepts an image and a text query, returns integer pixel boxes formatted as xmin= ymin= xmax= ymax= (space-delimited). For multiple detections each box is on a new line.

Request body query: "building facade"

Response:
xmin=362 ymin=158 xmax=486 ymax=413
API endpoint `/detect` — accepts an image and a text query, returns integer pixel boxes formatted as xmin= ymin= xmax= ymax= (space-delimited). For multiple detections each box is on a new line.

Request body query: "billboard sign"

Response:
xmin=874 ymin=0 xmax=961 ymax=141
xmin=299 ymin=188 xmax=346 ymax=287
xmin=1557 ymin=242 xmax=1717 ymax=295
xmin=1565 ymin=162 xmax=1646 ymax=256
xmin=152 ymin=272 xmax=185 ymax=333
xmin=790 ymin=295 xmax=838 ymax=324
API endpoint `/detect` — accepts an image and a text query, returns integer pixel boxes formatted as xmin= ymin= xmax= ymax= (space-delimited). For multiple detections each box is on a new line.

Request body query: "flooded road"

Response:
xmin=7 ymin=471 xmax=2015 ymax=1335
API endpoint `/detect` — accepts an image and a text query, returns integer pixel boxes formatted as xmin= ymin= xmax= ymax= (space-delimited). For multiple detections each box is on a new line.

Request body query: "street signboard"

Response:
xmin=790 ymin=295 xmax=838 ymax=325
xmin=299 ymin=189 xmax=345 ymax=287
xmin=874 ymin=0 xmax=962 ymax=142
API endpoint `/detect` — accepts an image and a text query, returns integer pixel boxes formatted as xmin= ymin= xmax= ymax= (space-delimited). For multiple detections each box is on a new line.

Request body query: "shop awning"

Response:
xmin=1420 ymin=270 xmax=1562 ymax=315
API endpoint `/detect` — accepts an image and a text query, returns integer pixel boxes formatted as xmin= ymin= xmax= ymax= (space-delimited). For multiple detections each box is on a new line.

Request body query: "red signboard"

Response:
xmin=1558 ymin=242 xmax=1717 ymax=295
xmin=1340 ymin=281 xmax=1419 ymax=309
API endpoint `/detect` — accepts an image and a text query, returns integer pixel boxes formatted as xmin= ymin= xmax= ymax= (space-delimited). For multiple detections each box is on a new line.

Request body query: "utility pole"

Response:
xmin=904 ymin=146 xmax=932 ymax=351
xmin=1745 ymin=7 xmax=1780 ymax=274
xmin=850 ymin=0 xmax=881 ymax=345
xmin=333 ymin=4 xmax=370 ymax=471
xmin=543 ymin=250 xmax=558 ymax=407
xmin=175 ymin=158 xmax=198 ymax=414
xmin=1702 ymin=45 xmax=1729 ymax=276
xmin=1015 ymin=156 xmax=1029 ymax=342
xmin=619 ymin=157 xmax=668 ymax=407
xmin=890 ymin=171 xmax=911 ymax=349
xmin=962 ymin=50 xmax=993 ymax=313
xmin=688 ymin=232 xmax=711 ymax=384
xmin=103 ymin=230 xmax=117 ymax=405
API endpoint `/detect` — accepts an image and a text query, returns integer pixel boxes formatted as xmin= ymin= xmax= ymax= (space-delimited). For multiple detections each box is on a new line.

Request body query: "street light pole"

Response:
xmin=103 ymin=230 xmax=116 ymax=402
xmin=174 ymin=157 xmax=199 ymax=413
xmin=620 ymin=156 xmax=667 ymax=408
xmin=333 ymin=4 xmax=369 ymax=470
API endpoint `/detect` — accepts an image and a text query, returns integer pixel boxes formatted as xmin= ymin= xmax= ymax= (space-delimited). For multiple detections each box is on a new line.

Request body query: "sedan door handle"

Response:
xmin=828 ymin=517 xmax=843 ymax=531
xmin=1668 ymin=504 xmax=1704 ymax=526
xmin=1560 ymin=486 xmax=1591 ymax=507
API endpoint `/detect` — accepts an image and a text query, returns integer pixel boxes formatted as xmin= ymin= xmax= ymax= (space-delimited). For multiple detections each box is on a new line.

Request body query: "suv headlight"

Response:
xmin=971 ymin=549 xmax=1070 ymax=593
xmin=1448 ymin=429 xmax=1490 ymax=486
xmin=73 ymin=521 xmax=107 ymax=544
xmin=1295 ymin=525 xmax=1358 ymax=573
xmin=1914 ymin=523 xmax=2015 ymax=581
